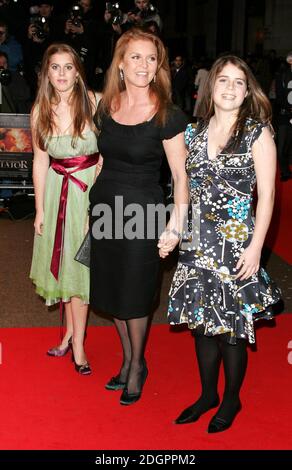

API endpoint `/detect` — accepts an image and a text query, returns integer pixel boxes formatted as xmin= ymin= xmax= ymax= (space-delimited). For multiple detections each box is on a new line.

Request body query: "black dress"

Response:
xmin=89 ymin=106 xmax=188 ymax=319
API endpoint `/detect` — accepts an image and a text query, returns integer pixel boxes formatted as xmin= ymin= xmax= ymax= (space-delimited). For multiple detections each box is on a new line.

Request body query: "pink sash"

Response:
xmin=50 ymin=153 xmax=99 ymax=280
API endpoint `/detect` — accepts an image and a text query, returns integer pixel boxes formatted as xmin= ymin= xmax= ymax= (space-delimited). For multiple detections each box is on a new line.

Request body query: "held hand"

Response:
xmin=34 ymin=210 xmax=44 ymax=236
xmin=158 ymin=229 xmax=180 ymax=259
xmin=235 ymin=245 xmax=261 ymax=280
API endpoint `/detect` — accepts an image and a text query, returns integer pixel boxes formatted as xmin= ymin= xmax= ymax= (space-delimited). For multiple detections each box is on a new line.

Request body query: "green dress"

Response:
xmin=30 ymin=130 xmax=98 ymax=305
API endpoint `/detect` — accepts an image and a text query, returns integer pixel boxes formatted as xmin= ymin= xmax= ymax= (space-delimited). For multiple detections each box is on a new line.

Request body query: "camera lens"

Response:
xmin=0 ymin=68 xmax=11 ymax=86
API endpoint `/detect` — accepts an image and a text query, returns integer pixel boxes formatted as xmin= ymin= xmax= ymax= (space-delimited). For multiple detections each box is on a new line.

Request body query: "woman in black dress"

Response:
xmin=89 ymin=28 xmax=188 ymax=405
xmin=167 ymin=56 xmax=281 ymax=432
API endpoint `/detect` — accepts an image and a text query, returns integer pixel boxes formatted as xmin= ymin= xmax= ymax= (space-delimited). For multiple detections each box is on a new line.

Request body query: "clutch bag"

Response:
xmin=74 ymin=231 xmax=90 ymax=268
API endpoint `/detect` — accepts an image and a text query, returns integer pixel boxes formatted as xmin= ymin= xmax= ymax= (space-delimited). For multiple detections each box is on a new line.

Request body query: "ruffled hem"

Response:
xmin=168 ymin=263 xmax=281 ymax=344
xmin=168 ymin=307 xmax=275 ymax=344
xmin=31 ymin=279 xmax=89 ymax=306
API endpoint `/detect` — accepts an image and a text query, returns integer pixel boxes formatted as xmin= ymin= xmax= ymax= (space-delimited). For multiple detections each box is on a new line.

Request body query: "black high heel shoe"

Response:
xmin=105 ymin=375 xmax=127 ymax=391
xmin=175 ymin=395 xmax=220 ymax=425
xmin=207 ymin=401 xmax=242 ymax=433
xmin=71 ymin=346 xmax=92 ymax=376
xmin=120 ymin=361 xmax=148 ymax=406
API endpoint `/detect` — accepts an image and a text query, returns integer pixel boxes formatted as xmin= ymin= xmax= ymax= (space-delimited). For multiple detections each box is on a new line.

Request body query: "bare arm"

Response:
xmin=31 ymin=109 xmax=50 ymax=235
xmin=236 ymin=127 xmax=276 ymax=279
xmin=158 ymin=131 xmax=189 ymax=258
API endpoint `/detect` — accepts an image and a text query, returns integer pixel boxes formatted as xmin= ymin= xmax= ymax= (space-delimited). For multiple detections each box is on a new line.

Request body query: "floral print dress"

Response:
xmin=168 ymin=118 xmax=281 ymax=344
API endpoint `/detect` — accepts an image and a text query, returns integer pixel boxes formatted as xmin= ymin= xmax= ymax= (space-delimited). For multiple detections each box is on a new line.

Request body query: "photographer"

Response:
xmin=63 ymin=0 xmax=102 ymax=87
xmin=126 ymin=0 xmax=162 ymax=30
xmin=104 ymin=1 xmax=162 ymax=35
xmin=0 ymin=21 xmax=23 ymax=72
xmin=0 ymin=0 xmax=27 ymax=43
xmin=0 ymin=51 xmax=15 ymax=113
xmin=0 ymin=51 xmax=31 ymax=113
xmin=24 ymin=1 xmax=60 ymax=98
xmin=27 ymin=1 xmax=62 ymax=45
xmin=27 ymin=2 xmax=55 ymax=44
xmin=64 ymin=0 xmax=95 ymax=36
xmin=102 ymin=3 xmax=126 ymax=70
xmin=275 ymin=51 xmax=292 ymax=181
xmin=104 ymin=2 xmax=126 ymax=36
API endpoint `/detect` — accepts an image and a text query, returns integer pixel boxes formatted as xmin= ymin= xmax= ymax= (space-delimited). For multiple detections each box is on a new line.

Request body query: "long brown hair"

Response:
xmin=33 ymin=43 xmax=94 ymax=149
xmin=198 ymin=55 xmax=272 ymax=151
xmin=100 ymin=27 xmax=172 ymax=126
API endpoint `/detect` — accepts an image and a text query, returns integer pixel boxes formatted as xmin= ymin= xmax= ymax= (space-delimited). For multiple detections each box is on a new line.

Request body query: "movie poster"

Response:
xmin=0 ymin=115 xmax=33 ymax=179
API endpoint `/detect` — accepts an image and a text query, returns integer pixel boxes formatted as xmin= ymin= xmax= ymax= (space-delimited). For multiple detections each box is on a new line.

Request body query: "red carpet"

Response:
xmin=266 ymin=172 xmax=292 ymax=264
xmin=0 ymin=317 xmax=291 ymax=450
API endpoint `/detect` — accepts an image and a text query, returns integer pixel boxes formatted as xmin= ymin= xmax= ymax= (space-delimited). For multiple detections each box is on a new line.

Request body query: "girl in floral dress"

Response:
xmin=165 ymin=56 xmax=281 ymax=432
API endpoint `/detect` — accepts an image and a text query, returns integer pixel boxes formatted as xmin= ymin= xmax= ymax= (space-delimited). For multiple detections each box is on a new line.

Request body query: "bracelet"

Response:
xmin=165 ymin=228 xmax=181 ymax=238
xmin=171 ymin=228 xmax=181 ymax=238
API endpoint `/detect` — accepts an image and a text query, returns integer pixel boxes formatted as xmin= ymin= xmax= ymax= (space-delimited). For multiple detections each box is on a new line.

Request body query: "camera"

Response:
xmin=0 ymin=0 xmax=18 ymax=6
xmin=68 ymin=4 xmax=83 ymax=28
xmin=30 ymin=15 xmax=49 ymax=40
xmin=0 ymin=67 xmax=11 ymax=86
xmin=129 ymin=3 xmax=157 ymax=20
xmin=79 ymin=46 xmax=88 ymax=63
xmin=139 ymin=3 xmax=157 ymax=20
xmin=106 ymin=2 xmax=124 ymax=25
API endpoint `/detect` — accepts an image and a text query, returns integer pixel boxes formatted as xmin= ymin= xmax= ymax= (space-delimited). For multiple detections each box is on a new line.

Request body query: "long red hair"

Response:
xmin=100 ymin=27 xmax=172 ymax=126
xmin=32 ymin=43 xmax=94 ymax=149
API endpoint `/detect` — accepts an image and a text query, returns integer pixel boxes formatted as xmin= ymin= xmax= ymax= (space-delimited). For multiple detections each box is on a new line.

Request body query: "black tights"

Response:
xmin=189 ymin=326 xmax=247 ymax=420
xmin=182 ymin=326 xmax=221 ymax=417
xmin=216 ymin=333 xmax=248 ymax=421
xmin=113 ymin=316 xmax=149 ymax=394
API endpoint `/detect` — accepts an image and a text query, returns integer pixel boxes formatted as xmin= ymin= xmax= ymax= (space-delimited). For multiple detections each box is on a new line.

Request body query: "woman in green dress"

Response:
xmin=30 ymin=43 xmax=101 ymax=374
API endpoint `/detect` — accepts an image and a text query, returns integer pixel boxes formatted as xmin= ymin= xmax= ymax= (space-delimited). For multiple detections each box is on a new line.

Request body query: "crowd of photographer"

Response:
xmin=104 ymin=0 xmax=161 ymax=35
xmin=0 ymin=0 xmax=162 ymax=200
xmin=0 ymin=0 xmax=291 ymax=182
xmin=0 ymin=0 xmax=163 ymax=202
xmin=0 ymin=0 xmax=162 ymax=110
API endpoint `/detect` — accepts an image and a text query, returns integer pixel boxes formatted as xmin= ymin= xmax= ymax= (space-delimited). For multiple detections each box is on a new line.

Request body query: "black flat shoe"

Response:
xmin=120 ymin=362 xmax=148 ymax=406
xmin=105 ymin=375 xmax=127 ymax=391
xmin=207 ymin=402 xmax=242 ymax=433
xmin=175 ymin=396 xmax=220 ymax=425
